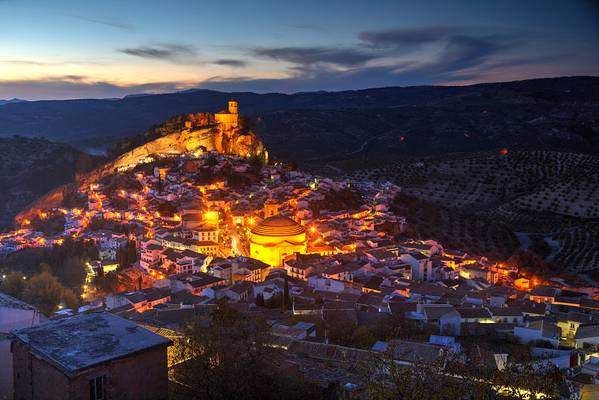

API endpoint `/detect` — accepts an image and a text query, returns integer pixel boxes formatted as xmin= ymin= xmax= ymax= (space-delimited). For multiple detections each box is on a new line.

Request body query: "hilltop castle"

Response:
xmin=16 ymin=100 xmax=267 ymax=225
xmin=214 ymin=100 xmax=239 ymax=131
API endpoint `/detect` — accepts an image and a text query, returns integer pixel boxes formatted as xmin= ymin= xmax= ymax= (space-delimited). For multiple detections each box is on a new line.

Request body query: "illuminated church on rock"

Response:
xmin=215 ymin=100 xmax=239 ymax=131
xmin=249 ymin=200 xmax=307 ymax=267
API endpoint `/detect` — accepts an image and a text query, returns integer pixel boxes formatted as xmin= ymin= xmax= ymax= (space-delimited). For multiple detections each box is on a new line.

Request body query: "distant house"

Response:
xmin=169 ymin=272 xmax=226 ymax=296
xmin=106 ymin=287 xmax=171 ymax=312
xmin=322 ymin=264 xmax=355 ymax=282
xmin=307 ymin=276 xmax=346 ymax=293
xmin=284 ymin=257 xmax=315 ymax=281
xmin=400 ymin=252 xmax=433 ymax=281
xmin=529 ymin=285 xmax=559 ymax=304
xmin=459 ymin=263 xmax=497 ymax=285
xmin=556 ymin=311 xmax=595 ymax=340
xmin=514 ymin=320 xmax=561 ymax=348
xmin=407 ymin=304 xmax=456 ymax=325
xmin=575 ymin=324 xmax=599 ymax=349
xmin=271 ymin=322 xmax=316 ymax=340
xmin=487 ymin=307 xmax=524 ymax=325
xmin=220 ymin=281 xmax=254 ymax=302
xmin=232 ymin=257 xmax=270 ymax=283
xmin=140 ymin=243 xmax=165 ymax=270
xmin=405 ymin=282 xmax=452 ymax=303
xmin=12 ymin=312 xmax=171 ymax=400
xmin=438 ymin=307 xmax=493 ymax=336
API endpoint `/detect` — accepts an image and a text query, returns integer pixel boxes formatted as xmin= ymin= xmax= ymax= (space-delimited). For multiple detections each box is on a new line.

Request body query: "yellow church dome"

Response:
xmin=250 ymin=215 xmax=306 ymax=237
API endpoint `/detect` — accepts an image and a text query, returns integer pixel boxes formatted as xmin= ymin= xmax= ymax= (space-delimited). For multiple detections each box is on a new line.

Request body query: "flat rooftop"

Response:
xmin=13 ymin=312 xmax=171 ymax=375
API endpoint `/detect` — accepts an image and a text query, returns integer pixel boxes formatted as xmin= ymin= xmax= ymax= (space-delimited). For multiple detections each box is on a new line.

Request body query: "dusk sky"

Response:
xmin=1 ymin=0 xmax=598 ymax=100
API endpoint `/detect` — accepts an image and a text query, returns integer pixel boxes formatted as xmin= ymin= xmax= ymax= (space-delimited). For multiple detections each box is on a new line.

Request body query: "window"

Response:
xmin=89 ymin=375 xmax=105 ymax=400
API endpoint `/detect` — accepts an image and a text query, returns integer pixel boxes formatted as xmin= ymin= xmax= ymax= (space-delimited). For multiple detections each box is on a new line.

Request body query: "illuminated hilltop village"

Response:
xmin=2 ymin=100 xmax=596 ymax=400
xmin=16 ymin=100 xmax=267 ymax=224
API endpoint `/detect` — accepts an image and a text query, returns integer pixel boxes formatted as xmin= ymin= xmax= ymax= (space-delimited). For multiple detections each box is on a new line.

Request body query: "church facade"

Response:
xmin=249 ymin=201 xmax=307 ymax=266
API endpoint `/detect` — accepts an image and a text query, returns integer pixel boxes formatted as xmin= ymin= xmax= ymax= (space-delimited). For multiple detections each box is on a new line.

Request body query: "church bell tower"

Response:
xmin=228 ymin=100 xmax=238 ymax=115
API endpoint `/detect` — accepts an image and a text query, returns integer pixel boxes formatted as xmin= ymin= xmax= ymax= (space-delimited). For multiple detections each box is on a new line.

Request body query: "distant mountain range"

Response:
xmin=0 ymin=77 xmax=597 ymax=168
xmin=0 ymin=98 xmax=26 ymax=106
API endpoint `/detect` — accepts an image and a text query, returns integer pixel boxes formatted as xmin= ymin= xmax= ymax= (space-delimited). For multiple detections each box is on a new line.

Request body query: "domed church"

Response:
xmin=249 ymin=201 xmax=307 ymax=266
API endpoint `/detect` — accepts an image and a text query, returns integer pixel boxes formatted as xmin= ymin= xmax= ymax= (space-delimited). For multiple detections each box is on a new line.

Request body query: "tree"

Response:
xmin=117 ymin=240 xmax=137 ymax=269
xmin=265 ymin=292 xmax=282 ymax=308
xmin=59 ymin=256 xmax=87 ymax=289
xmin=93 ymin=271 xmax=119 ymax=294
xmin=283 ymin=275 xmax=290 ymax=310
xmin=255 ymin=292 xmax=265 ymax=307
xmin=170 ymin=302 xmax=321 ymax=400
xmin=22 ymin=272 xmax=63 ymax=316
xmin=363 ymin=350 xmax=494 ymax=400
xmin=62 ymin=288 xmax=80 ymax=313
xmin=491 ymin=361 xmax=567 ymax=399
xmin=327 ymin=317 xmax=356 ymax=347
xmin=360 ymin=346 xmax=569 ymax=400
xmin=1 ymin=272 xmax=26 ymax=298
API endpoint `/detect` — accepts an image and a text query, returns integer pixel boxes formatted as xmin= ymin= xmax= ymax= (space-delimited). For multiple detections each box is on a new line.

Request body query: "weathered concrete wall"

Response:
xmin=12 ymin=341 xmax=169 ymax=400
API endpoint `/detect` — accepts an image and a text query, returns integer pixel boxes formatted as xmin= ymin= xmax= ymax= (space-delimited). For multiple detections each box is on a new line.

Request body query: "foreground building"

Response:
xmin=0 ymin=293 xmax=41 ymax=400
xmin=12 ymin=312 xmax=171 ymax=400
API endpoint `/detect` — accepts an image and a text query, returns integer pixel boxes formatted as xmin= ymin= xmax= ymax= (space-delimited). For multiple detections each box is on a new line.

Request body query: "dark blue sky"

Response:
xmin=1 ymin=0 xmax=598 ymax=99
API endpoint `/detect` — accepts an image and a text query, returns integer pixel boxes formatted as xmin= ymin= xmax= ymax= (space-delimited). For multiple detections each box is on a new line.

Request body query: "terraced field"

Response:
xmin=550 ymin=224 xmax=599 ymax=272
xmin=346 ymin=151 xmax=599 ymax=274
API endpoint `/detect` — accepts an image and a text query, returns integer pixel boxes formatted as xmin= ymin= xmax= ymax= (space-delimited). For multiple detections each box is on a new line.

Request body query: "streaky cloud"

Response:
xmin=69 ymin=14 xmax=134 ymax=30
xmin=213 ymin=59 xmax=247 ymax=67
xmin=119 ymin=44 xmax=198 ymax=63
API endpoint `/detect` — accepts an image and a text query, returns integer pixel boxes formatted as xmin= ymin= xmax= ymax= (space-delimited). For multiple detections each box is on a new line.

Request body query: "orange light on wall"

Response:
xmin=204 ymin=211 xmax=218 ymax=222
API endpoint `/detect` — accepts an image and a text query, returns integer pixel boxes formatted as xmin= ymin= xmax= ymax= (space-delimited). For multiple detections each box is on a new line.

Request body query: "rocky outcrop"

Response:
xmin=81 ymin=124 xmax=265 ymax=186
xmin=15 ymin=184 xmax=70 ymax=225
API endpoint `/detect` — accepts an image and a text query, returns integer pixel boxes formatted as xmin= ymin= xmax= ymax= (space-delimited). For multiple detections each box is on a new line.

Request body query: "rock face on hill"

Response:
xmin=0 ymin=137 xmax=102 ymax=229
xmin=82 ymin=123 xmax=265 ymax=185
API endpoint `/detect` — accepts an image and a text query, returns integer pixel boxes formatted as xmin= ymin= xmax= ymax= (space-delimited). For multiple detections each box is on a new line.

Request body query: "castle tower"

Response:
xmin=215 ymin=100 xmax=239 ymax=130
xmin=228 ymin=100 xmax=238 ymax=115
